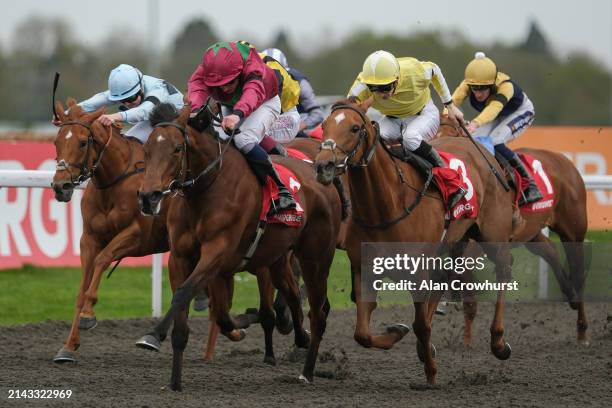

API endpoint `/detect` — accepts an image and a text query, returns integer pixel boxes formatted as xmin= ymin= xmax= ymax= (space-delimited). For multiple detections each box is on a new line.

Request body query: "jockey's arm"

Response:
xmin=424 ymin=61 xmax=463 ymax=124
xmin=472 ymin=81 xmax=514 ymax=126
xmin=347 ymin=77 xmax=371 ymax=102
xmin=298 ymin=79 xmax=324 ymax=130
xmin=451 ymin=80 xmax=470 ymax=108
xmin=78 ymin=90 xmax=115 ymax=113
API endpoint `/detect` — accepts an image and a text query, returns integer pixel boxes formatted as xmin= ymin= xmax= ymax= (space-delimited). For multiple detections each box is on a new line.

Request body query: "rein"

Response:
xmin=324 ymin=104 xmax=433 ymax=229
xmin=56 ymin=121 xmax=143 ymax=189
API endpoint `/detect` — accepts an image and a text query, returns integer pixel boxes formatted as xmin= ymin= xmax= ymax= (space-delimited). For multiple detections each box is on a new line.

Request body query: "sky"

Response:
xmin=0 ymin=0 xmax=610 ymax=68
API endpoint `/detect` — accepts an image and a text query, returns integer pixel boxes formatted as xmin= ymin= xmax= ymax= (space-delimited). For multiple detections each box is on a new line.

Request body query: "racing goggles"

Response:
xmin=367 ymin=82 xmax=396 ymax=93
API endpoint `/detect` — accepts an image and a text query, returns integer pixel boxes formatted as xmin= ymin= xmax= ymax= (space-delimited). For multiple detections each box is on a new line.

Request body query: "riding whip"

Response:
xmin=459 ymin=122 xmax=510 ymax=192
xmin=52 ymin=72 xmax=60 ymax=121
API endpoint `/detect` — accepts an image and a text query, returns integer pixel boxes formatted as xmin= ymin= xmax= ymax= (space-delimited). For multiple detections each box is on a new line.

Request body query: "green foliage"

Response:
xmin=0 ymin=16 xmax=609 ymax=125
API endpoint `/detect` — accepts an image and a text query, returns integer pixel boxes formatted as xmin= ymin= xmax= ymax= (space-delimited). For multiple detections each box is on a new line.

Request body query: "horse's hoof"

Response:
xmin=275 ymin=313 xmax=294 ymax=335
xmin=298 ymin=374 xmax=313 ymax=384
xmin=295 ymin=331 xmax=311 ymax=349
xmin=78 ymin=316 xmax=97 ymax=330
xmin=53 ymin=349 xmax=77 ymax=364
xmin=417 ymin=342 xmax=437 ymax=363
xmin=386 ymin=323 xmax=411 ymax=339
xmin=493 ymin=342 xmax=512 ymax=360
xmin=577 ymin=337 xmax=590 ymax=347
xmin=168 ymin=383 xmax=182 ymax=392
xmin=229 ymin=329 xmax=247 ymax=342
xmin=135 ymin=334 xmax=161 ymax=351
xmin=263 ymin=355 xmax=277 ymax=366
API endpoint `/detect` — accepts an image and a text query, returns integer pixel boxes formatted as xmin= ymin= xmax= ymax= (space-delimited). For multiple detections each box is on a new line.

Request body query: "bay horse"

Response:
xmin=438 ymin=118 xmax=589 ymax=345
xmin=135 ymin=103 xmax=341 ymax=391
xmin=51 ymin=99 xmax=169 ymax=363
xmin=314 ymin=98 xmax=516 ymax=385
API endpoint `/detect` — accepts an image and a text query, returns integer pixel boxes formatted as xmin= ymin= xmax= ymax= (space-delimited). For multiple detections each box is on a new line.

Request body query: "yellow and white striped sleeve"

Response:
xmin=451 ymin=80 xmax=471 ymax=108
xmin=422 ymin=61 xmax=452 ymax=104
xmin=347 ymin=76 xmax=371 ymax=102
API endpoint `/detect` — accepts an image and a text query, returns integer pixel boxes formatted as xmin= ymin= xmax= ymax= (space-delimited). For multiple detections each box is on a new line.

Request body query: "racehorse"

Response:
xmin=51 ymin=99 xmax=170 ymax=363
xmin=314 ymin=98 xmax=517 ymax=385
xmin=51 ymin=99 xmax=294 ymax=365
xmin=438 ymin=118 xmax=589 ymax=345
xmin=135 ymin=103 xmax=341 ymax=391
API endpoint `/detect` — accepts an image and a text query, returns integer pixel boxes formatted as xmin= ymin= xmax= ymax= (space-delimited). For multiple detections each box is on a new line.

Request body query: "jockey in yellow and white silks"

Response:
xmin=451 ymin=52 xmax=542 ymax=205
xmin=348 ymin=50 xmax=466 ymax=208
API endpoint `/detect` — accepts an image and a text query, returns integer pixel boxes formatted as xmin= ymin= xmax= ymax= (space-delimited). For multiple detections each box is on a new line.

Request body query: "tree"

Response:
xmin=520 ymin=20 xmax=552 ymax=57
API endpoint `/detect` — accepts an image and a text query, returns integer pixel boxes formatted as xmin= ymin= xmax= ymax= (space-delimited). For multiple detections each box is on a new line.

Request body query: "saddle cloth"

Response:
xmin=259 ymin=163 xmax=304 ymax=227
xmin=286 ymin=148 xmax=313 ymax=163
xmin=434 ymin=151 xmax=479 ymax=220
xmin=515 ymin=153 xmax=555 ymax=213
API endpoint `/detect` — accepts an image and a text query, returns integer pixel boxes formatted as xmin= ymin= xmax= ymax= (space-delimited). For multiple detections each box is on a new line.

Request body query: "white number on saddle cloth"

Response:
xmin=530 ymin=159 xmax=554 ymax=194
xmin=289 ymin=177 xmax=304 ymax=212
xmin=448 ymin=158 xmax=474 ymax=201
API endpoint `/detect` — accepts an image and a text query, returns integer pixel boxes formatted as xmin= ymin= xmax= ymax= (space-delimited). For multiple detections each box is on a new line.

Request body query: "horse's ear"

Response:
xmin=359 ymin=96 xmax=374 ymax=112
xmin=177 ymin=105 xmax=191 ymax=127
xmin=66 ymin=97 xmax=77 ymax=107
xmin=54 ymin=101 xmax=68 ymax=122
xmin=82 ymin=106 xmax=106 ymax=124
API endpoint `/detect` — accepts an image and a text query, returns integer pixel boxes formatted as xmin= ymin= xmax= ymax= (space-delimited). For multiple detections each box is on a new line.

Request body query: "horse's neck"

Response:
xmin=91 ymin=128 xmax=135 ymax=186
xmin=347 ymin=144 xmax=421 ymax=224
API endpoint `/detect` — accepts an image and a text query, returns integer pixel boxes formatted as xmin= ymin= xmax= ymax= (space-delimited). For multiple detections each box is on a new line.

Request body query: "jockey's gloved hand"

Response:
xmin=188 ymin=106 xmax=209 ymax=132
xmin=445 ymin=103 xmax=464 ymax=126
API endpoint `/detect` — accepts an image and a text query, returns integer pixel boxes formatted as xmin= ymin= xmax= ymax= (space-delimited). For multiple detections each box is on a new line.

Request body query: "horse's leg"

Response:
xmin=255 ymin=267 xmax=277 ymax=365
xmin=460 ymin=267 xmax=478 ymax=347
xmin=273 ymin=252 xmax=301 ymax=335
xmin=481 ymin=244 xmax=513 ymax=360
xmin=412 ymin=301 xmax=437 ymax=385
xmin=298 ymin=256 xmax=331 ymax=383
xmin=353 ymin=264 xmax=410 ymax=350
xmin=268 ymin=254 xmax=310 ymax=349
xmin=526 ymin=232 xmax=576 ymax=303
xmin=54 ymin=234 xmax=100 ymax=362
xmin=170 ymin=299 xmax=190 ymax=392
xmin=203 ymin=302 xmax=219 ymax=362
xmin=80 ymin=225 xmax=142 ymax=323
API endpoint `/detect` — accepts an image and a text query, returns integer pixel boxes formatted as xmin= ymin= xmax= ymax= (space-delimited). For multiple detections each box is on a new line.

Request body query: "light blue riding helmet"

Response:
xmin=262 ymin=48 xmax=288 ymax=69
xmin=108 ymin=64 xmax=143 ymax=101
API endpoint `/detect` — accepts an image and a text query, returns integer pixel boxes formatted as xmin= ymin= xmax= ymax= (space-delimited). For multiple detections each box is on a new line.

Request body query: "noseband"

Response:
xmin=320 ymin=104 xmax=380 ymax=170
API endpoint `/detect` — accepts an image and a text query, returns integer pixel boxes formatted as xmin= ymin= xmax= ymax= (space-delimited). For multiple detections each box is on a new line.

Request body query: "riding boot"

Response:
xmin=508 ymin=153 xmax=543 ymax=205
xmin=260 ymin=136 xmax=288 ymax=157
xmin=413 ymin=141 xmax=467 ymax=209
xmin=245 ymin=145 xmax=297 ymax=212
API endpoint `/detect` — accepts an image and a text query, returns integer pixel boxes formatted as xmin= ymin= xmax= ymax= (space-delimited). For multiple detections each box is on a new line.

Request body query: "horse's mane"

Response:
xmin=150 ymin=103 xmax=179 ymax=127
xmin=331 ymin=97 xmax=358 ymax=110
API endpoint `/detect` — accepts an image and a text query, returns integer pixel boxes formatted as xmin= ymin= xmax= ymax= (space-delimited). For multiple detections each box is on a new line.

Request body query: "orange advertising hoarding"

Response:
xmin=510 ymin=127 xmax=612 ymax=230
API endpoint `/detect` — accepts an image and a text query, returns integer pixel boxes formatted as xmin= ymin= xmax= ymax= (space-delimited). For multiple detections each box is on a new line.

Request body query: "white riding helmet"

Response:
xmin=108 ymin=64 xmax=143 ymax=101
xmin=262 ymin=48 xmax=288 ymax=69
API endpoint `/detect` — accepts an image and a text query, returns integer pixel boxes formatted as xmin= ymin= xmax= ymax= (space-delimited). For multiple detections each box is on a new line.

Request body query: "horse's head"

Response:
xmin=314 ymin=97 xmax=376 ymax=185
xmin=52 ymin=98 xmax=105 ymax=201
xmin=138 ymin=103 xmax=192 ymax=215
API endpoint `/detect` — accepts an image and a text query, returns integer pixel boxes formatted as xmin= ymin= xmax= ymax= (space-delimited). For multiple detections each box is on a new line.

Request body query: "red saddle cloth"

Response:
xmin=515 ymin=153 xmax=555 ymax=213
xmin=286 ymin=148 xmax=313 ymax=163
xmin=432 ymin=151 xmax=479 ymax=220
xmin=307 ymin=126 xmax=323 ymax=141
xmin=259 ymin=163 xmax=305 ymax=227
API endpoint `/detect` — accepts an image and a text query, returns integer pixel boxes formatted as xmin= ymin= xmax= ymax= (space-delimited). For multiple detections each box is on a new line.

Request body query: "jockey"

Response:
xmin=70 ymin=64 xmax=184 ymax=143
xmin=348 ymin=50 xmax=467 ymax=209
xmin=257 ymin=48 xmax=302 ymax=156
xmin=187 ymin=40 xmax=296 ymax=211
xmin=262 ymin=48 xmax=325 ymax=136
xmin=451 ymin=52 xmax=542 ymax=205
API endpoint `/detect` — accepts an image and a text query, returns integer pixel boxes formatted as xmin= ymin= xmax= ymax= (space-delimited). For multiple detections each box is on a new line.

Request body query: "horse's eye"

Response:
xmin=174 ymin=144 xmax=182 ymax=153
xmin=79 ymin=140 xmax=87 ymax=148
xmin=351 ymin=125 xmax=361 ymax=133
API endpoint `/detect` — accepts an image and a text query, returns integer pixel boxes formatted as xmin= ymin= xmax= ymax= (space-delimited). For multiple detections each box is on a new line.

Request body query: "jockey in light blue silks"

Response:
xmin=76 ymin=64 xmax=184 ymax=143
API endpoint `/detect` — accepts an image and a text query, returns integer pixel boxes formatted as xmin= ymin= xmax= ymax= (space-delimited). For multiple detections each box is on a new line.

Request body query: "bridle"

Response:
xmin=319 ymin=104 xmax=380 ymax=170
xmin=153 ymin=100 xmax=235 ymax=197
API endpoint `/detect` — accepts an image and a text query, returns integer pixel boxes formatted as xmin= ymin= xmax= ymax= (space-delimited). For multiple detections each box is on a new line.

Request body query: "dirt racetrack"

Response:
xmin=1 ymin=302 xmax=611 ymax=407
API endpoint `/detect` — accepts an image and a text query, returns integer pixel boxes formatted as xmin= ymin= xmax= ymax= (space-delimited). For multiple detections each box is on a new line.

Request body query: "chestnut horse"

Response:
xmin=135 ymin=103 xmax=341 ymax=391
xmin=314 ymin=98 xmax=516 ymax=385
xmin=51 ymin=99 xmax=294 ymax=365
xmin=438 ymin=119 xmax=589 ymax=345
xmin=51 ymin=99 xmax=170 ymax=363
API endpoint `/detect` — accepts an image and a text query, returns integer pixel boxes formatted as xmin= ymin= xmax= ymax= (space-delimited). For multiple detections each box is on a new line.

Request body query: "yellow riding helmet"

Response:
xmin=464 ymin=52 xmax=498 ymax=86
xmin=361 ymin=50 xmax=400 ymax=85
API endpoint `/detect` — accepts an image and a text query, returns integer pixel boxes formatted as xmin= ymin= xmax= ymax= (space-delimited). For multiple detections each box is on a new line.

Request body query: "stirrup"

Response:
xmin=272 ymin=188 xmax=297 ymax=212
xmin=447 ymin=187 xmax=467 ymax=210
xmin=519 ymin=184 xmax=543 ymax=206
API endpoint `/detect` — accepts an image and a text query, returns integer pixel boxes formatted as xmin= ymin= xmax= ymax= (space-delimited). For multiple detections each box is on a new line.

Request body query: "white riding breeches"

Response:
xmin=216 ymin=96 xmax=281 ymax=153
xmin=472 ymin=94 xmax=535 ymax=145
xmin=266 ymin=107 xmax=300 ymax=143
xmin=378 ymin=99 xmax=440 ymax=151
xmin=125 ymin=120 xmax=154 ymax=143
